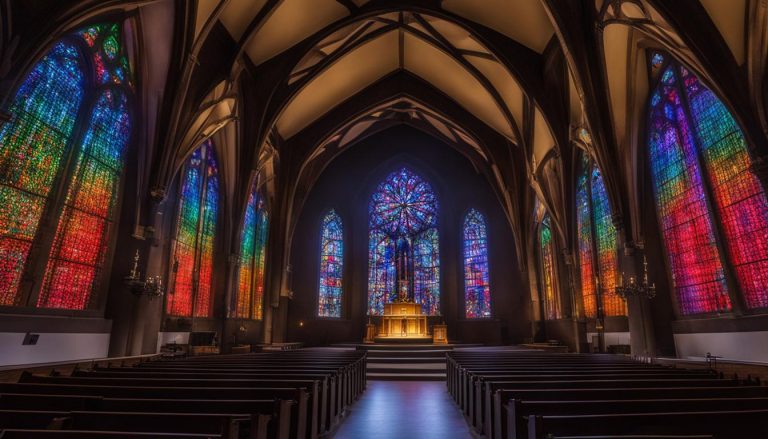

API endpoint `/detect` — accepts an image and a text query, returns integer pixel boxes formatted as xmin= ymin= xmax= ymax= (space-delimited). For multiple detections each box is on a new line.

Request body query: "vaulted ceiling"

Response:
xmin=208 ymin=0 xmax=558 ymax=160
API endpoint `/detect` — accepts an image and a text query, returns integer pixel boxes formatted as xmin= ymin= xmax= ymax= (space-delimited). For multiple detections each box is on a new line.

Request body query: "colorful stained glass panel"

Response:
xmin=590 ymin=168 xmax=626 ymax=316
xmin=683 ymin=71 xmax=768 ymax=310
xmin=648 ymin=66 xmax=730 ymax=314
xmin=540 ymin=215 xmax=561 ymax=320
xmin=463 ymin=209 xmax=491 ymax=318
xmin=318 ymin=210 xmax=343 ymax=318
xmin=368 ymin=168 xmax=439 ymax=315
xmin=0 ymin=41 xmax=85 ymax=305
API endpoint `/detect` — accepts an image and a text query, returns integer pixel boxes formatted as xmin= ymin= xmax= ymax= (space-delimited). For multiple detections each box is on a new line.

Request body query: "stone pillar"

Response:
xmin=562 ymin=250 xmax=587 ymax=353
xmin=621 ymin=244 xmax=658 ymax=359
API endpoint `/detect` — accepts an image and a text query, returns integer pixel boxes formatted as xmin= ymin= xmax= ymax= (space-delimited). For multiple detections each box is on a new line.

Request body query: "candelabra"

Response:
xmin=615 ymin=256 xmax=656 ymax=299
xmin=125 ymin=250 xmax=164 ymax=298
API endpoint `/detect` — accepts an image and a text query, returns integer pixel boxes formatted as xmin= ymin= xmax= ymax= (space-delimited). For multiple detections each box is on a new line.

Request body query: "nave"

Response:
xmin=330 ymin=381 xmax=471 ymax=439
xmin=2 ymin=345 xmax=767 ymax=438
xmin=2 ymin=0 xmax=768 ymax=437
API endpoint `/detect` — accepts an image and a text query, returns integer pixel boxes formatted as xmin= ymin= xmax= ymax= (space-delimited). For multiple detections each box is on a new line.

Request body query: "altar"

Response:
xmin=378 ymin=302 xmax=428 ymax=338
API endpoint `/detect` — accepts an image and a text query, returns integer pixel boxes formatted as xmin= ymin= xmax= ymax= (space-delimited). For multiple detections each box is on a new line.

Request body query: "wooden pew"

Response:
xmin=495 ymin=386 xmax=768 ymax=439
xmin=77 ymin=368 xmax=339 ymax=427
xmin=0 ymin=431 xmax=221 ymax=438
xmin=1 ymin=385 xmax=309 ymax=439
xmin=469 ymin=371 xmax=720 ymax=427
xmin=4 ymin=350 xmax=366 ymax=439
xmin=65 ymin=411 xmax=254 ymax=439
xmin=473 ymin=377 xmax=740 ymax=434
xmin=550 ymin=436 xmax=714 ymax=439
xmin=508 ymin=397 xmax=768 ymax=439
xmin=527 ymin=409 xmax=768 ymax=439
xmin=0 ymin=410 xmax=68 ymax=429
xmin=16 ymin=375 xmax=322 ymax=438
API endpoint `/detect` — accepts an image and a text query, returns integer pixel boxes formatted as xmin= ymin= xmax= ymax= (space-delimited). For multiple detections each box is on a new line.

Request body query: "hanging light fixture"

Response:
xmin=615 ymin=256 xmax=656 ymax=299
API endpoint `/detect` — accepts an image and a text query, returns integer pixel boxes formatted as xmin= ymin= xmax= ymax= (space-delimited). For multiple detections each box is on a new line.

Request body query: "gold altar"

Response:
xmin=378 ymin=302 xmax=428 ymax=338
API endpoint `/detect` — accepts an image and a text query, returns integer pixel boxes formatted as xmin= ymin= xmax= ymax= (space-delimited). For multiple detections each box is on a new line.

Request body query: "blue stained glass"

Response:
xmin=368 ymin=168 xmax=440 ymax=315
xmin=413 ymin=228 xmax=440 ymax=315
xmin=318 ymin=210 xmax=344 ymax=318
xmin=463 ymin=209 xmax=491 ymax=318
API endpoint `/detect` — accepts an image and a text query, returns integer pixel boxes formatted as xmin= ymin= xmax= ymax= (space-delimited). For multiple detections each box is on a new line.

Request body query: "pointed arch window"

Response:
xmin=0 ymin=23 xmax=132 ymax=310
xmin=539 ymin=214 xmax=562 ymax=319
xmin=576 ymin=154 xmax=627 ymax=318
xmin=166 ymin=141 xmax=219 ymax=317
xmin=647 ymin=53 xmax=768 ymax=313
xmin=368 ymin=168 xmax=440 ymax=315
xmin=235 ymin=182 xmax=269 ymax=319
xmin=318 ymin=210 xmax=343 ymax=318
xmin=463 ymin=209 xmax=491 ymax=318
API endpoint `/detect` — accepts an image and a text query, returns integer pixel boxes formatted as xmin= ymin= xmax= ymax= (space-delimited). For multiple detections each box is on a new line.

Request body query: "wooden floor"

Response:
xmin=331 ymin=381 xmax=473 ymax=438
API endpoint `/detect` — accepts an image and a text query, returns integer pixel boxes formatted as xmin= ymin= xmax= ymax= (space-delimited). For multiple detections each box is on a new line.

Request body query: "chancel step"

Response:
xmin=344 ymin=343 xmax=482 ymax=381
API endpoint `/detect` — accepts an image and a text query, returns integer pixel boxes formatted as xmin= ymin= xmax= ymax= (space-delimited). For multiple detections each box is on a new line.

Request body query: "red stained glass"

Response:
xmin=167 ymin=142 xmax=218 ymax=317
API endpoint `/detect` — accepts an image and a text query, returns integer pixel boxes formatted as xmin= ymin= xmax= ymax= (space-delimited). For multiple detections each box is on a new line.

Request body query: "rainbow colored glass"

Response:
xmin=236 ymin=183 xmax=268 ymax=319
xmin=0 ymin=24 xmax=131 ymax=309
xmin=540 ymin=215 xmax=561 ymax=320
xmin=577 ymin=169 xmax=597 ymax=318
xmin=649 ymin=60 xmax=768 ymax=312
xmin=576 ymin=155 xmax=626 ymax=318
xmin=590 ymin=168 xmax=626 ymax=316
xmin=167 ymin=141 xmax=218 ymax=317
xmin=463 ymin=209 xmax=491 ymax=318
xmin=648 ymin=65 xmax=731 ymax=314
xmin=252 ymin=199 xmax=268 ymax=320
xmin=368 ymin=168 xmax=440 ymax=315
xmin=318 ymin=210 xmax=343 ymax=318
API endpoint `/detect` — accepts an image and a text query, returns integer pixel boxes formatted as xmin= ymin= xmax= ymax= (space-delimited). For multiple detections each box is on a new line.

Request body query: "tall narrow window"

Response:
xmin=463 ymin=209 xmax=491 ymax=318
xmin=236 ymin=184 xmax=268 ymax=319
xmin=0 ymin=24 xmax=132 ymax=309
xmin=540 ymin=215 xmax=561 ymax=319
xmin=591 ymin=168 xmax=625 ymax=316
xmin=648 ymin=54 xmax=768 ymax=313
xmin=576 ymin=153 xmax=627 ymax=318
xmin=318 ymin=210 xmax=343 ymax=318
xmin=577 ymin=164 xmax=597 ymax=317
xmin=167 ymin=141 xmax=218 ymax=317
xmin=368 ymin=168 xmax=440 ymax=315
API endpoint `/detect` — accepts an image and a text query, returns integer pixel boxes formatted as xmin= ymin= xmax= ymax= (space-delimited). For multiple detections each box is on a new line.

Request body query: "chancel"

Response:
xmin=0 ymin=1 xmax=767 ymax=438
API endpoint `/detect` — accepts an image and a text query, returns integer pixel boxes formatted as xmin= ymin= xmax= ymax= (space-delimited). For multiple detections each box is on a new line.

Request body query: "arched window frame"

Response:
xmin=367 ymin=167 xmax=440 ymax=316
xmin=576 ymin=151 xmax=627 ymax=318
xmin=0 ymin=21 xmax=135 ymax=314
xmin=234 ymin=177 xmax=269 ymax=320
xmin=463 ymin=208 xmax=492 ymax=319
xmin=317 ymin=209 xmax=344 ymax=318
xmin=165 ymin=140 xmax=220 ymax=318
xmin=538 ymin=214 xmax=562 ymax=320
xmin=645 ymin=50 xmax=768 ymax=315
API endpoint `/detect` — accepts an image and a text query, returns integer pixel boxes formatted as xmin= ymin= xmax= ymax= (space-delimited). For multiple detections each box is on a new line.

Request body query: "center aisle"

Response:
xmin=331 ymin=381 xmax=473 ymax=439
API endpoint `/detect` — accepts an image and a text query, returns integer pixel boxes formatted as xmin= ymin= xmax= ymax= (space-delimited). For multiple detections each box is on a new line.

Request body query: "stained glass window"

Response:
xmin=167 ymin=141 xmax=218 ymax=317
xmin=463 ymin=209 xmax=491 ymax=318
xmin=318 ymin=210 xmax=343 ymax=318
xmin=577 ymin=153 xmax=627 ymax=318
xmin=368 ymin=168 xmax=440 ymax=315
xmin=236 ymin=183 xmax=268 ymax=319
xmin=577 ymin=164 xmax=597 ymax=318
xmin=648 ymin=58 xmax=768 ymax=313
xmin=252 ymin=198 xmax=268 ymax=320
xmin=0 ymin=23 xmax=132 ymax=309
xmin=540 ymin=215 xmax=561 ymax=319
xmin=591 ymin=168 xmax=625 ymax=316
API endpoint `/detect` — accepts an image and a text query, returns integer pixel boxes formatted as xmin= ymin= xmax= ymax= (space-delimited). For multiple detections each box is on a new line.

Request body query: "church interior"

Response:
xmin=1 ymin=0 xmax=768 ymax=437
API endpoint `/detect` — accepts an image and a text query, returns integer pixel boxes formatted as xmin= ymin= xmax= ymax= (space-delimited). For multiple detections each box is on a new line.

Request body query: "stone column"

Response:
xmin=621 ymin=244 xmax=657 ymax=359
